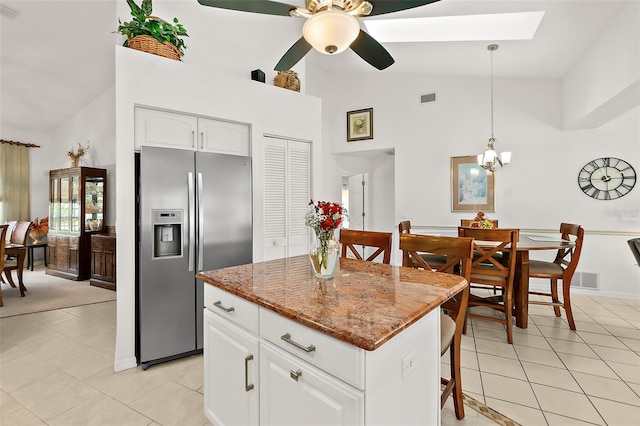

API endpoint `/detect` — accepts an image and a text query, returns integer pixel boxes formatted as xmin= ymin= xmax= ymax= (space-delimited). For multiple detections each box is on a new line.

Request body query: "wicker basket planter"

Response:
xmin=127 ymin=35 xmax=181 ymax=61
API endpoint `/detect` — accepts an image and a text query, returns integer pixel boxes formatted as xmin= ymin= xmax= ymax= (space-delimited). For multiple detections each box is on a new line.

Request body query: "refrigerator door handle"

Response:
xmin=197 ymin=172 xmax=204 ymax=271
xmin=188 ymin=172 xmax=195 ymax=272
xmin=191 ymin=130 xmax=195 ymax=148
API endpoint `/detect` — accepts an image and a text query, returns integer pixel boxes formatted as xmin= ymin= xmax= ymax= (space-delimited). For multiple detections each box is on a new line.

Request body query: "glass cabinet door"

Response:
xmin=71 ymin=176 xmax=80 ymax=233
xmin=50 ymin=178 xmax=60 ymax=231
xmin=60 ymin=177 xmax=70 ymax=231
xmin=85 ymin=177 xmax=104 ymax=232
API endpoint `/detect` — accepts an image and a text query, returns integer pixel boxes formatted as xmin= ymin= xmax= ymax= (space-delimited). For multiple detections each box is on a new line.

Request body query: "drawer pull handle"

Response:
xmin=290 ymin=369 xmax=302 ymax=381
xmin=281 ymin=333 xmax=316 ymax=353
xmin=244 ymin=354 xmax=254 ymax=391
xmin=213 ymin=300 xmax=235 ymax=313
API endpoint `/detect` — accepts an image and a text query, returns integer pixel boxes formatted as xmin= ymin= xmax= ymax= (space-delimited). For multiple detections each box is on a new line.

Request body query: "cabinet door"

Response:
xmin=134 ymin=107 xmax=198 ymax=151
xmin=91 ymin=247 xmax=102 ymax=279
xmin=198 ymin=118 xmax=249 ymax=156
xmin=204 ymin=309 xmax=259 ymax=426
xmin=103 ymin=246 xmax=115 ymax=282
xmin=260 ymin=341 xmax=364 ymax=426
xmin=262 ymin=137 xmax=311 ymax=261
xmin=68 ymin=238 xmax=79 ymax=273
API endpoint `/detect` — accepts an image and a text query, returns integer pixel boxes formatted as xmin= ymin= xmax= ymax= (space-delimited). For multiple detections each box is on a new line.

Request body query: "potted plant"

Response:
xmin=116 ymin=0 xmax=188 ymax=60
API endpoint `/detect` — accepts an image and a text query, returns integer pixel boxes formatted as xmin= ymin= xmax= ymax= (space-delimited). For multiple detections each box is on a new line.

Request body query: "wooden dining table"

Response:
xmin=4 ymin=243 xmax=27 ymax=297
xmin=510 ymin=235 xmax=576 ymax=328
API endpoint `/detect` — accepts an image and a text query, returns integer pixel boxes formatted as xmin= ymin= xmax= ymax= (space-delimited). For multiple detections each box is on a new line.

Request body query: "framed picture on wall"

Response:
xmin=347 ymin=108 xmax=373 ymax=141
xmin=451 ymin=155 xmax=495 ymax=212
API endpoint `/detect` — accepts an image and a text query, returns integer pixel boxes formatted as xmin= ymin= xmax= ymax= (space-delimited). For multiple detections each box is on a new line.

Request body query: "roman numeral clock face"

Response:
xmin=578 ymin=157 xmax=636 ymax=200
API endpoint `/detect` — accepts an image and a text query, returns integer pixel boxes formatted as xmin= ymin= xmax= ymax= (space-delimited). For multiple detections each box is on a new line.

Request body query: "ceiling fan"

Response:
xmin=197 ymin=0 xmax=441 ymax=71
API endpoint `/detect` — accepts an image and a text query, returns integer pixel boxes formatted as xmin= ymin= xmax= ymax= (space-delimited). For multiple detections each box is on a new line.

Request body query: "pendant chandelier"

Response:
xmin=477 ymin=44 xmax=511 ymax=172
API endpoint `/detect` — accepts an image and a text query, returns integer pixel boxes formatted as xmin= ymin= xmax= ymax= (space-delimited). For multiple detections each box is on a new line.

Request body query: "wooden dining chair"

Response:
xmin=339 ymin=229 xmax=392 ymax=264
xmin=0 ymin=225 xmax=9 ymax=307
xmin=398 ymin=220 xmax=447 ymax=267
xmin=458 ymin=227 xmax=519 ymax=344
xmin=528 ymin=223 xmax=584 ymax=330
xmin=3 ymin=220 xmax=32 ymax=289
xmin=399 ymin=233 xmax=473 ymax=419
xmin=4 ymin=221 xmax=17 ymax=244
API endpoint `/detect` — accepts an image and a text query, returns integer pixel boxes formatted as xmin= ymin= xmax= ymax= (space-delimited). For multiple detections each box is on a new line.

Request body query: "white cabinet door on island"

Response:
xmin=204 ymin=309 xmax=259 ymax=426
xmin=260 ymin=341 xmax=364 ymax=425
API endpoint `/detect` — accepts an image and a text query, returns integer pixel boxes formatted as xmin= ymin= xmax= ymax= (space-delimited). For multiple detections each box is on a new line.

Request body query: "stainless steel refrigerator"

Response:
xmin=136 ymin=146 xmax=252 ymax=369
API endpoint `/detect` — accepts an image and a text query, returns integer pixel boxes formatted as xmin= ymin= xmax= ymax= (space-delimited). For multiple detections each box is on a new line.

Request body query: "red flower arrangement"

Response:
xmin=305 ymin=200 xmax=345 ymax=240
xmin=305 ymin=200 xmax=347 ymax=278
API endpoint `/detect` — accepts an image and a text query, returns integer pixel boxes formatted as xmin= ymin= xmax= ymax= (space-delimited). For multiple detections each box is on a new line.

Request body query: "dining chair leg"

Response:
xmin=551 ymin=279 xmax=561 ymax=317
xmin=4 ymin=271 xmax=17 ymax=288
xmin=504 ymin=287 xmax=514 ymax=344
xmin=562 ymin=281 xmax=577 ymax=330
xmin=0 ymin=286 xmax=3 ymax=307
xmin=450 ymin=339 xmax=465 ymax=419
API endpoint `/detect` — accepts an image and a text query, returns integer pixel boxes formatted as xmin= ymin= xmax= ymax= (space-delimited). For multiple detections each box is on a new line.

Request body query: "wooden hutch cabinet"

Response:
xmin=46 ymin=167 xmax=107 ymax=280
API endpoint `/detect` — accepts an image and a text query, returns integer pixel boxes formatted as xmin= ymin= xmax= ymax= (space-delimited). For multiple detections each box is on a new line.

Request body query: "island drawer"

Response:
xmin=260 ymin=308 xmax=365 ymax=389
xmin=204 ymin=285 xmax=259 ymax=334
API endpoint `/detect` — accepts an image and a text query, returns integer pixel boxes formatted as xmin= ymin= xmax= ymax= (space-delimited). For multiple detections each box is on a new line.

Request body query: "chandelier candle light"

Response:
xmin=305 ymin=199 xmax=347 ymax=279
xmin=478 ymin=44 xmax=511 ymax=172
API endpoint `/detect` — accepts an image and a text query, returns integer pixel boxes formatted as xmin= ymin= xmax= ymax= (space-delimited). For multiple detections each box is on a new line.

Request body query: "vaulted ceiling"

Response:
xmin=0 ymin=0 xmax=632 ymax=134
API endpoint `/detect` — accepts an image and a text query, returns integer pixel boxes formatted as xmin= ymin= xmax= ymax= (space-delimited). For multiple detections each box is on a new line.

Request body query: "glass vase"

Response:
xmin=309 ymin=233 xmax=339 ymax=279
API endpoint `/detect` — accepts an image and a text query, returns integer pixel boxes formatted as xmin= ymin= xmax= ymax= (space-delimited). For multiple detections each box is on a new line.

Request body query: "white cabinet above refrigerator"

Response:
xmin=135 ymin=107 xmax=250 ymax=156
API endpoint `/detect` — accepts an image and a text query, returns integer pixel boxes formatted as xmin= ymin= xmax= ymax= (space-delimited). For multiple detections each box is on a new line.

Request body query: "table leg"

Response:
xmin=514 ymin=251 xmax=530 ymax=328
xmin=28 ymin=246 xmax=34 ymax=271
xmin=17 ymin=251 xmax=26 ymax=296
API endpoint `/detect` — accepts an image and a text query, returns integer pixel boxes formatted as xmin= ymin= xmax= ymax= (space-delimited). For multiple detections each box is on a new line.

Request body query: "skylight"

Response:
xmin=364 ymin=11 xmax=545 ymax=43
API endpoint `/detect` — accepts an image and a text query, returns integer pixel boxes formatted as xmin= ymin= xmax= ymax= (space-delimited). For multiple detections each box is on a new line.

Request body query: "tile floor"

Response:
xmin=1 ymin=289 xmax=639 ymax=425
xmin=441 ymin=291 xmax=640 ymax=425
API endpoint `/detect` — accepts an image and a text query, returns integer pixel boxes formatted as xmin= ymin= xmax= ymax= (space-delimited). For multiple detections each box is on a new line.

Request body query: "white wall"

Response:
xmin=52 ymin=87 xmax=116 ymax=226
xmin=114 ymin=46 xmax=321 ymax=371
xmin=2 ymin=85 xmax=115 ymax=229
xmin=306 ymin=67 xmax=640 ymax=297
xmin=563 ymin=2 xmax=640 ymax=129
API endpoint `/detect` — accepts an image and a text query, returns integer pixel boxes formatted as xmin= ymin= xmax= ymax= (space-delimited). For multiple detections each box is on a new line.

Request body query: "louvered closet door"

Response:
xmin=263 ymin=137 xmax=310 ymax=261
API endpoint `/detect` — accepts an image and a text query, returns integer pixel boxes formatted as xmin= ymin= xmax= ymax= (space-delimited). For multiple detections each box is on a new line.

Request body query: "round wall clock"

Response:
xmin=578 ymin=157 xmax=636 ymax=200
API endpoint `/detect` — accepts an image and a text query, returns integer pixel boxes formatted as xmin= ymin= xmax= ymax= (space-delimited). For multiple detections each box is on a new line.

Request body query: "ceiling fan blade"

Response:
xmin=368 ymin=0 xmax=440 ymax=16
xmin=197 ymin=0 xmax=296 ymax=17
xmin=275 ymin=37 xmax=312 ymax=71
xmin=350 ymin=30 xmax=394 ymax=70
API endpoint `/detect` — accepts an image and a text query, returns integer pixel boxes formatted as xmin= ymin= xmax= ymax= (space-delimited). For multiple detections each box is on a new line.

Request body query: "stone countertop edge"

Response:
xmin=197 ymin=257 xmax=468 ymax=351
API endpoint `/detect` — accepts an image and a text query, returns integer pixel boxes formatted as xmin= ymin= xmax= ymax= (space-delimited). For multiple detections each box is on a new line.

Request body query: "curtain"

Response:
xmin=0 ymin=143 xmax=30 ymax=223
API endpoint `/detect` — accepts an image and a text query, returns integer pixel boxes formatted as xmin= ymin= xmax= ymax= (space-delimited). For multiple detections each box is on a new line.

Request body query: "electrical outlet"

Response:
xmin=401 ymin=350 xmax=417 ymax=378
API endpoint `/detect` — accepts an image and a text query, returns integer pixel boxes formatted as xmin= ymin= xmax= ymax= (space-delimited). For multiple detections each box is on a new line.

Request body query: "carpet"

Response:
xmin=0 ymin=266 xmax=116 ymax=318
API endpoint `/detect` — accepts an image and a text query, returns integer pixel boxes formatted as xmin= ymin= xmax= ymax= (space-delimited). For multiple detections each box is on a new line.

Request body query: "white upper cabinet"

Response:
xmin=135 ymin=107 xmax=249 ymax=156
xmin=135 ymin=108 xmax=197 ymax=150
xmin=198 ymin=117 xmax=250 ymax=156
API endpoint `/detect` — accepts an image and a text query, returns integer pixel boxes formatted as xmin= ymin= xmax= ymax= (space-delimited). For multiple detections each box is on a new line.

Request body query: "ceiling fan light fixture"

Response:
xmin=303 ymin=9 xmax=360 ymax=55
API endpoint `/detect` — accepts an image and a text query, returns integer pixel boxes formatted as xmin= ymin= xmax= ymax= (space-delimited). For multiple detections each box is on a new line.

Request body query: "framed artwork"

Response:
xmin=347 ymin=108 xmax=373 ymax=141
xmin=451 ymin=155 xmax=495 ymax=212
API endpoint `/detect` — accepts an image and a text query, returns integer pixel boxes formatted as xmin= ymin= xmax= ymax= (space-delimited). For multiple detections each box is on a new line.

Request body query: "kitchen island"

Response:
xmin=197 ymin=256 xmax=467 ymax=426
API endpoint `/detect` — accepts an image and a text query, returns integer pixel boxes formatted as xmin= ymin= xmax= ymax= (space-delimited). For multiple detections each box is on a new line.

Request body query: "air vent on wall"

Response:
xmin=571 ymin=272 xmax=599 ymax=290
xmin=420 ymin=93 xmax=436 ymax=104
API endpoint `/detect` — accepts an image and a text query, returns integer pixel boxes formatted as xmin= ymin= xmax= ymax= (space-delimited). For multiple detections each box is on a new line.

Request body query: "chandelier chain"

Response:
xmin=490 ymin=46 xmax=494 ymax=140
